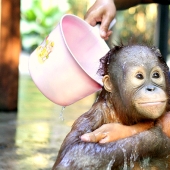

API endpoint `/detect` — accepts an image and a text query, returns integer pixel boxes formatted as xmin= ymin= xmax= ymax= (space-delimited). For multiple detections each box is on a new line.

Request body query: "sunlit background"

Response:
xmin=20 ymin=0 xmax=170 ymax=66
xmin=20 ymin=0 xmax=167 ymax=53
xmin=0 ymin=0 xmax=170 ymax=169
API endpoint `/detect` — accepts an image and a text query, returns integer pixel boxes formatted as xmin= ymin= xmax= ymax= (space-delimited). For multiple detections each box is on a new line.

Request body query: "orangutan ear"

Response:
xmin=102 ymin=75 xmax=113 ymax=93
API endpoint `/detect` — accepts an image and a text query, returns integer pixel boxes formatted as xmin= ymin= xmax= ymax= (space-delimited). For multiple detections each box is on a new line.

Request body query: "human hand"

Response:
xmin=85 ymin=0 xmax=116 ymax=40
xmin=81 ymin=122 xmax=154 ymax=143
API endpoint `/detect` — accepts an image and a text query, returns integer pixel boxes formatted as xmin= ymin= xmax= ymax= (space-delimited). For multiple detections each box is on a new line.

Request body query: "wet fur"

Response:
xmin=52 ymin=44 xmax=170 ymax=169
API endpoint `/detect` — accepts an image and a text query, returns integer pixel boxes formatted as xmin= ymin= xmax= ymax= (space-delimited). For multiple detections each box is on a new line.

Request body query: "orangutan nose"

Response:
xmin=146 ymin=86 xmax=156 ymax=92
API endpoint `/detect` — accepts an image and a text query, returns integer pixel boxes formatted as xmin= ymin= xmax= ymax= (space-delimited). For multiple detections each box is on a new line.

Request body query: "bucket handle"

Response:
xmin=93 ymin=19 xmax=116 ymax=35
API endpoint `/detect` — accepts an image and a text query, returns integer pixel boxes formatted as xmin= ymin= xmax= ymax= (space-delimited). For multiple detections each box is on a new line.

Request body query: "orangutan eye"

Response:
xmin=136 ymin=73 xmax=144 ymax=80
xmin=152 ymin=72 xmax=160 ymax=79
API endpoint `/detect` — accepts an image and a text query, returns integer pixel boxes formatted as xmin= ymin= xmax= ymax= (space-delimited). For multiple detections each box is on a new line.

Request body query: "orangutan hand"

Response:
xmin=81 ymin=122 xmax=154 ymax=143
xmin=84 ymin=0 xmax=116 ymax=40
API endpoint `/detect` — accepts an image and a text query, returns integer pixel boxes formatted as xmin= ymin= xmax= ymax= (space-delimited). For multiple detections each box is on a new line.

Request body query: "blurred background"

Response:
xmin=0 ymin=0 xmax=170 ymax=169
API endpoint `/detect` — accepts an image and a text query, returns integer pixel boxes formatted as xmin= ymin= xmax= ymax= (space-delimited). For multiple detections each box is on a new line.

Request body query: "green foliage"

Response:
xmin=67 ymin=0 xmax=88 ymax=18
xmin=111 ymin=5 xmax=157 ymax=45
xmin=21 ymin=1 xmax=160 ymax=54
xmin=20 ymin=0 xmax=67 ymax=53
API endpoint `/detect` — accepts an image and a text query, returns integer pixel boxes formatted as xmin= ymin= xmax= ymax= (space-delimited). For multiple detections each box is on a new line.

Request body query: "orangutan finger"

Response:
xmin=81 ymin=132 xmax=106 ymax=143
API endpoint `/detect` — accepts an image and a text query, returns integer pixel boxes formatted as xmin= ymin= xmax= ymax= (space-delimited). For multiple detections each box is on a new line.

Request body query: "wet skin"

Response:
xmin=52 ymin=45 xmax=170 ymax=170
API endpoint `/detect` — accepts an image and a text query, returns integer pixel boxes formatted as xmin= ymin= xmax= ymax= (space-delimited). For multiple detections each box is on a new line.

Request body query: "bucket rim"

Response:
xmin=59 ymin=14 xmax=103 ymax=86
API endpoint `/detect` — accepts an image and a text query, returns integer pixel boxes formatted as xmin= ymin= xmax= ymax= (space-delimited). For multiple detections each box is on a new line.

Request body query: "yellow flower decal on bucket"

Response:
xmin=36 ymin=36 xmax=54 ymax=63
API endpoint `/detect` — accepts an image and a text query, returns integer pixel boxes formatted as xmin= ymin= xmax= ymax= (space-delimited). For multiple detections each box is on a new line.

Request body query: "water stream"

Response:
xmin=59 ymin=106 xmax=66 ymax=121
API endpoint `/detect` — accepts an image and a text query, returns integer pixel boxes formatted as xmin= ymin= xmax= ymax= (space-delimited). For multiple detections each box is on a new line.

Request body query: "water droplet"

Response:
xmin=59 ymin=106 xmax=65 ymax=121
xmin=107 ymin=158 xmax=115 ymax=170
xmin=122 ymin=147 xmax=128 ymax=170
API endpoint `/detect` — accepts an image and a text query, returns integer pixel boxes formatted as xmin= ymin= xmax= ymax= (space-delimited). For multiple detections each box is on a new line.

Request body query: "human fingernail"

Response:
xmin=100 ymin=30 xmax=106 ymax=37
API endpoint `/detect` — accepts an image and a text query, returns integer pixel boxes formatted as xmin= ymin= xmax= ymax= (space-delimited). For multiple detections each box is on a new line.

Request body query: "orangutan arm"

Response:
xmin=81 ymin=112 xmax=170 ymax=143
xmin=157 ymin=112 xmax=170 ymax=138
xmin=81 ymin=121 xmax=154 ymax=143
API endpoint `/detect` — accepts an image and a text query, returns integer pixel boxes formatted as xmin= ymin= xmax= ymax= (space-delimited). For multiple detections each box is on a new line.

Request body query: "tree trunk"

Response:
xmin=0 ymin=0 xmax=20 ymax=112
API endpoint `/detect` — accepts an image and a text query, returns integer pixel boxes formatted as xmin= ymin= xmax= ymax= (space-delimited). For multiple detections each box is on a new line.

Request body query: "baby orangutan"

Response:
xmin=53 ymin=44 xmax=170 ymax=170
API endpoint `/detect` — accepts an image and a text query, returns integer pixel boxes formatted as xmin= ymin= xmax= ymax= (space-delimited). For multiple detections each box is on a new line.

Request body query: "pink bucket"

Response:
xmin=29 ymin=14 xmax=115 ymax=106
